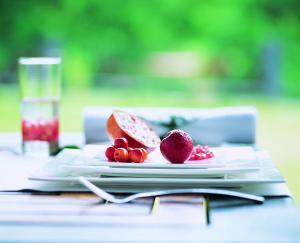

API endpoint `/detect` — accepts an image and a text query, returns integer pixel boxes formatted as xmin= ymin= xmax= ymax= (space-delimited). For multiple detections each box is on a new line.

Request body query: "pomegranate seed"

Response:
xmin=189 ymin=144 xmax=214 ymax=161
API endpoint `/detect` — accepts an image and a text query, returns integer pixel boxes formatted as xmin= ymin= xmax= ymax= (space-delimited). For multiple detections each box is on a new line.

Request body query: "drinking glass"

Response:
xmin=19 ymin=57 xmax=61 ymax=156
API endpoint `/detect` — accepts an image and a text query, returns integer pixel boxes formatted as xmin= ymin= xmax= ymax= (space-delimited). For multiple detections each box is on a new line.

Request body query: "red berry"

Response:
xmin=128 ymin=148 xmax=144 ymax=163
xmin=114 ymin=137 xmax=129 ymax=149
xmin=140 ymin=148 xmax=148 ymax=161
xmin=105 ymin=146 xmax=116 ymax=161
xmin=114 ymin=148 xmax=129 ymax=162
xmin=127 ymin=147 xmax=134 ymax=152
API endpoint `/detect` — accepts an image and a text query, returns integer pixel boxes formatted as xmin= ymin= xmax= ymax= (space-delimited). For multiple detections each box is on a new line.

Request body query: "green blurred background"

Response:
xmin=0 ymin=0 xmax=299 ymax=203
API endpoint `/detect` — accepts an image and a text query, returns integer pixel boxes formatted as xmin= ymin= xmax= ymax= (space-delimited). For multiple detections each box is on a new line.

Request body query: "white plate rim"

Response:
xmin=61 ymin=165 xmax=260 ymax=176
xmin=29 ymin=175 xmax=285 ymax=185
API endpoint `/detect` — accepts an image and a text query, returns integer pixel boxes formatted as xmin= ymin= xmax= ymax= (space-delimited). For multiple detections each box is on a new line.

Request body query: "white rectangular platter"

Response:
xmin=29 ymin=146 xmax=285 ymax=188
xmin=61 ymin=165 xmax=259 ymax=178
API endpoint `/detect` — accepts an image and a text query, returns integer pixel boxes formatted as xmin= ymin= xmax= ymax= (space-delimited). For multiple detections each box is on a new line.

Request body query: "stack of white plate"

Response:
xmin=29 ymin=145 xmax=284 ymax=191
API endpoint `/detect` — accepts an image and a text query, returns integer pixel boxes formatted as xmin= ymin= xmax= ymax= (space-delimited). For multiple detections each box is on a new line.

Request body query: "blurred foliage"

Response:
xmin=0 ymin=0 xmax=300 ymax=95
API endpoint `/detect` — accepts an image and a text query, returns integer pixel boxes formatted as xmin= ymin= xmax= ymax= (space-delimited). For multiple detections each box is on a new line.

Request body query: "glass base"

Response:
xmin=22 ymin=141 xmax=59 ymax=157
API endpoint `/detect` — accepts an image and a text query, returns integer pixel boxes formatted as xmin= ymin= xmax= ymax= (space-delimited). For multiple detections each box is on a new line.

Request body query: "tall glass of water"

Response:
xmin=19 ymin=57 xmax=61 ymax=156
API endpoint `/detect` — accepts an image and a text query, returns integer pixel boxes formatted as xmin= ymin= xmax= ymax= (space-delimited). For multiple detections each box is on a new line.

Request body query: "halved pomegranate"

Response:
xmin=106 ymin=110 xmax=160 ymax=153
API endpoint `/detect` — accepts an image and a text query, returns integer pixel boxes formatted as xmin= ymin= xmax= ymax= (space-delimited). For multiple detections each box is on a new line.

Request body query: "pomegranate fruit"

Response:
xmin=106 ymin=110 xmax=160 ymax=153
xmin=160 ymin=129 xmax=194 ymax=164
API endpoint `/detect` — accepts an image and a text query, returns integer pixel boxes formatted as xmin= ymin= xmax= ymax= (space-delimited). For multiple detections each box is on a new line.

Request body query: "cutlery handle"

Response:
xmin=133 ymin=188 xmax=265 ymax=203
xmin=79 ymin=177 xmax=265 ymax=204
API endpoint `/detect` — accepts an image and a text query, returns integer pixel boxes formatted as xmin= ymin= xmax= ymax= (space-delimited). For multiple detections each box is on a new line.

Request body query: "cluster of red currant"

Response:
xmin=105 ymin=137 xmax=148 ymax=163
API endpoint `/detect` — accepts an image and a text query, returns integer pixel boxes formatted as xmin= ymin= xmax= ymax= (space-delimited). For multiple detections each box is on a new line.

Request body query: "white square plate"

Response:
xmin=29 ymin=146 xmax=285 ymax=189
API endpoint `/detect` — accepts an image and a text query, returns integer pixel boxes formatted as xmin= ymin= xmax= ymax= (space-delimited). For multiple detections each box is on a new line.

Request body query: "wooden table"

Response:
xmin=0 ymin=133 xmax=299 ymax=242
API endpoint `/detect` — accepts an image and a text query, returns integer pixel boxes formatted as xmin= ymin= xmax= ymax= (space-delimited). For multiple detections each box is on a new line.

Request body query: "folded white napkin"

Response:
xmin=83 ymin=106 xmax=257 ymax=146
